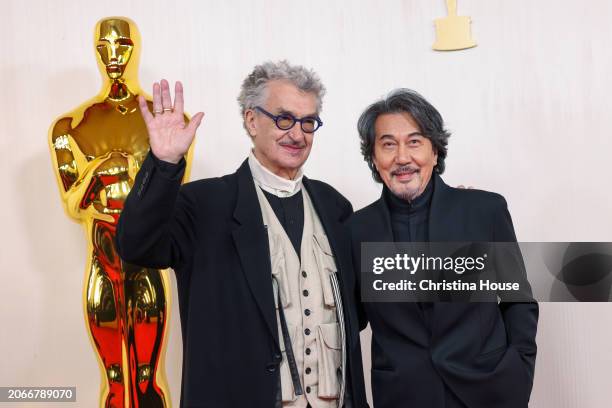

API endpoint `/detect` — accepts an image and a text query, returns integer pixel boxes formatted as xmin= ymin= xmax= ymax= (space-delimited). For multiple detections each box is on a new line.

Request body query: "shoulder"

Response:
xmin=305 ymin=178 xmax=349 ymax=204
xmin=448 ymin=186 xmax=507 ymax=210
xmin=181 ymin=171 xmax=237 ymax=195
xmin=351 ymin=199 xmax=380 ymax=222
xmin=178 ymin=171 xmax=240 ymax=213
xmin=305 ymin=178 xmax=353 ymax=216
xmin=346 ymin=199 xmax=383 ymax=234
xmin=441 ymin=183 xmax=509 ymax=220
xmin=49 ymin=117 xmax=73 ymax=139
xmin=449 ymin=185 xmax=506 ymax=203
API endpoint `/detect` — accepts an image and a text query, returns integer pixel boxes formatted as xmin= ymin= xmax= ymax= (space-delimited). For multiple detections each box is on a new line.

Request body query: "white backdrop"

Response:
xmin=1 ymin=1 xmax=612 ymax=407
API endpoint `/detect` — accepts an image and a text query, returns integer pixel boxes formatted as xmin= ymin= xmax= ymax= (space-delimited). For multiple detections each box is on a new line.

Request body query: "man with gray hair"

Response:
xmin=347 ymin=89 xmax=538 ymax=408
xmin=116 ymin=61 xmax=368 ymax=407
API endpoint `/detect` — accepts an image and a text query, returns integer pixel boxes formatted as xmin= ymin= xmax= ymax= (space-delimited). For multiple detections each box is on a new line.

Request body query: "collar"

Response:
xmin=248 ymin=150 xmax=304 ymax=198
xmin=383 ymin=175 xmax=434 ymax=215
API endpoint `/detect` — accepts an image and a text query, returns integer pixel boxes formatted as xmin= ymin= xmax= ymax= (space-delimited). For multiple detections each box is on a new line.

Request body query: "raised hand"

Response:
xmin=138 ymin=79 xmax=204 ymax=164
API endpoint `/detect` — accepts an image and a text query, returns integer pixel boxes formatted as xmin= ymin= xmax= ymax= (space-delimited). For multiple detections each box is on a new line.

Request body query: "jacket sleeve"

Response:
xmin=345 ymin=221 xmax=368 ymax=332
xmin=116 ymin=151 xmax=198 ymax=270
xmin=337 ymin=194 xmax=369 ymax=332
xmin=493 ymin=196 xmax=539 ymax=391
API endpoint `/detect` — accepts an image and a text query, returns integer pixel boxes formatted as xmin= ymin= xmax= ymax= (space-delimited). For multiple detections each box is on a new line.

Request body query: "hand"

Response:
xmin=138 ymin=79 xmax=204 ymax=164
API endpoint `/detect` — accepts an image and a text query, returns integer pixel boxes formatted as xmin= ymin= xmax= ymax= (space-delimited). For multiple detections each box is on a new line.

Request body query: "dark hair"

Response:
xmin=357 ymin=88 xmax=450 ymax=183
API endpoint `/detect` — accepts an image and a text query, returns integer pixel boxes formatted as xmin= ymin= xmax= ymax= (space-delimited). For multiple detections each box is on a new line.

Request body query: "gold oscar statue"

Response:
xmin=49 ymin=17 xmax=192 ymax=407
xmin=432 ymin=0 xmax=477 ymax=51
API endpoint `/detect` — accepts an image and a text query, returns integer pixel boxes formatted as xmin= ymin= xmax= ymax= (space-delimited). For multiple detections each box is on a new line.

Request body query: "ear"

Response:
xmin=245 ymin=109 xmax=257 ymax=138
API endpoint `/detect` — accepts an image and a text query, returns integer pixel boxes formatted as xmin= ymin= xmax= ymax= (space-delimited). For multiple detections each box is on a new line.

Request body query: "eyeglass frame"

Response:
xmin=254 ymin=106 xmax=323 ymax=133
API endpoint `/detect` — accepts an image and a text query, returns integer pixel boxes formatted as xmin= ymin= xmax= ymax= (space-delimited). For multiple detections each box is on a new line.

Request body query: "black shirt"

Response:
xmin=262 ymin=189 xmax=304 ymax=259
xmin=384 ymin=177 xmax=435 ymax=317
xmin=384 ymin=177 xmax=434 ymax=243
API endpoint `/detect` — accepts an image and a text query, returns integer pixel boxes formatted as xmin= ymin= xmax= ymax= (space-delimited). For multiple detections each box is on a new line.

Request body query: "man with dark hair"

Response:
xmin=348 ymin=89 xmax=538 ymax=408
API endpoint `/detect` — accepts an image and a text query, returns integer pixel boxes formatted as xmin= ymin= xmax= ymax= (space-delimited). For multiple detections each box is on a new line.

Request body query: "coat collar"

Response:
xmin=428 ymin=173 xmax=456 ymax=242
xmin=247 ymin=150 xmax=304 ymax=197
xmin=231 ymin=159 xmax=279 ymax=346
xmin=370 ymin=172 xmax=456 ymax=242
xmin=233 ymin=159 xmax=264 ymax=225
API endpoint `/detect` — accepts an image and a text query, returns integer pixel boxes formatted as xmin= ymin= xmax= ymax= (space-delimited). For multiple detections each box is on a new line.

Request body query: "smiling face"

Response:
xmin=96 ymin=19 xmax=134 ymax=79
xmin=373 ymin=112 xmax=438 ymax=201
xmin=244 ymin=80 xmax=318 ymax=179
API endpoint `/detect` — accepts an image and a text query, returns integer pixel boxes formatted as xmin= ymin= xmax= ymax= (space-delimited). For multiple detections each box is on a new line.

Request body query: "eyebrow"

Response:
xmin=97 ymin=38 xmax=133 ymax=44
xmin=378 ymin=131 xmax=424 ymax=139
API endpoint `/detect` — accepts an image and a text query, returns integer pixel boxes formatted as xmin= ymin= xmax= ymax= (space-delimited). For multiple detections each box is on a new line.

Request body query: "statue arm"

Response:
xmin=49 ymin=121 xmax=113 ymax=222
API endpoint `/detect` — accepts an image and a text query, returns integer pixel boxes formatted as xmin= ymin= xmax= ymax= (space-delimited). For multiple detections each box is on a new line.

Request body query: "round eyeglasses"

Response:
xmin=255 ymin=106 xmax=323 ymax=133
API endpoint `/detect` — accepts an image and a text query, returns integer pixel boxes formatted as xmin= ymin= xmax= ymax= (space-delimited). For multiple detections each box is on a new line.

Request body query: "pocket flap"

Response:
xmin=312 ymin=234 xmax=338 ymax=307
xmin=313 ymin=233 xmax=334 ymax=257
xmin=318 ymin=322 xmax=341 ymax=350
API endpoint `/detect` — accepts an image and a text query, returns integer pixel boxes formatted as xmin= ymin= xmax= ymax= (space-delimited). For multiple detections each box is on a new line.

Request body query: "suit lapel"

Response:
xmin=231 ymin=160 xmax=279 ymax=346
xmin=302 ymin=178 xmax=350 ymax=276
xmin=428 ymin=174 xmax=468 ymax=328
xmin=428 ymin=173 xmax=456 ymax=242
xmin=372 ymin=193 xmax=395 ymax=243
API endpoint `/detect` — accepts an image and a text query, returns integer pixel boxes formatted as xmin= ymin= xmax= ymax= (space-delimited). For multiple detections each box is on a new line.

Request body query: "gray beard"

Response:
xmin=390 ymin=167 xmax=422 ymax=203
xmin=392 ymin=186 xmax=421 ymax=203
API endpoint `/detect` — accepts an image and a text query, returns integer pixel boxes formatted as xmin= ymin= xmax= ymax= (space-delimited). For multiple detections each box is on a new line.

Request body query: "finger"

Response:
xmin=185 ymin=112 xmax=205 ymax=133
xmin=161 ymin=79 xmax=172 ymax=110
xmin=137 ymin=95 xmax=154 ymax=123
xmin=153 ymin=82 xmax=162 ymax=113
xmin=173 ymin=81 xmax=184 ymax=115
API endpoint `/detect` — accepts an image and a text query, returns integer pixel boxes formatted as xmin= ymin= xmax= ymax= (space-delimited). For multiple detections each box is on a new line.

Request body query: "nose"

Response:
xmin=109 ymin=43 xmax=118 ymax=61
xmin=395 ymin=143 xmax=411 ymax=165
xmin=287 ymin=124 xmax=307 ymax=143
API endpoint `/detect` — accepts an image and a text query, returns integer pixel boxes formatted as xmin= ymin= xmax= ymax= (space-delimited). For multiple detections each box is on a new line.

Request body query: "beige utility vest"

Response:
xmin=255 ymin=185 xmax=346 ymax=408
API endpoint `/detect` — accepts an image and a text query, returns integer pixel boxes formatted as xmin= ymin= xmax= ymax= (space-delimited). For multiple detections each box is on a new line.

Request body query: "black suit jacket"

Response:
xmin=116 ymin=153 xmax=368 ymax=408
xmin=347 ymin=173 xmax=538 ymax=408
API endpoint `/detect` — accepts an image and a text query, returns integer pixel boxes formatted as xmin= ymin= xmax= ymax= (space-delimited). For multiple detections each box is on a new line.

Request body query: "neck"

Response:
xmin=390 ymin=175 xmax=434 ymax=205
xmin=275 ymin=168 xmax=299 ymax=180
xmin=103 ymin=77 xmax=139 ymax=102
xmin=409 ymin=175 xmax=433 ymax=202
xmin=253 ymin=150 xmax=299 ymax=180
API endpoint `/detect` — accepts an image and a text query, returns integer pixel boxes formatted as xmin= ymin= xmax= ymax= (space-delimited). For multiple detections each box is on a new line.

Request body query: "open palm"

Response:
xmin=138 ymin=79 xmax=204 ymax=164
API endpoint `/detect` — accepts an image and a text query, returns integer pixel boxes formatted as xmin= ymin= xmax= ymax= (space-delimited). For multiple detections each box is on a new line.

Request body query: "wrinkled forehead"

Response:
xmin=98 ymin=19 xmax=131 ymax=42
xmin=374 ymin=111 xmax=422 ymax=137
xmin=263 ymin=80 xmax=319 ymax=115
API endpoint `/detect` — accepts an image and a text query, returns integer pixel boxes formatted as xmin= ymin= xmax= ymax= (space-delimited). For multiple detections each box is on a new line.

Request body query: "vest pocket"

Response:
xmin=316 ymin=322 xmax=341 ymax=398
xmin=279 ymin=323 xmax=298 ymax=402
xmin=312 ymin=233 xmax=337 ymax=307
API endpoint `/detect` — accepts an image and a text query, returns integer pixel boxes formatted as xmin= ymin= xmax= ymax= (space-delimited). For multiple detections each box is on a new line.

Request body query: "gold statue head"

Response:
xmin=94 ymin=17 xmax=141 ymax=81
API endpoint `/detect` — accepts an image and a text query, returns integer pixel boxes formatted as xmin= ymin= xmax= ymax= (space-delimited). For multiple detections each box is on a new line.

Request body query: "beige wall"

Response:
xmin=1 ymin=1 xmax=611 ymax=407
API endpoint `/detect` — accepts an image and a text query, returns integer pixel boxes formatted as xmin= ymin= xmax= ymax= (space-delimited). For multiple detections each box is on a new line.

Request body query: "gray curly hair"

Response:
xmin=237 ymin=60 xmax=326 ymax=134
